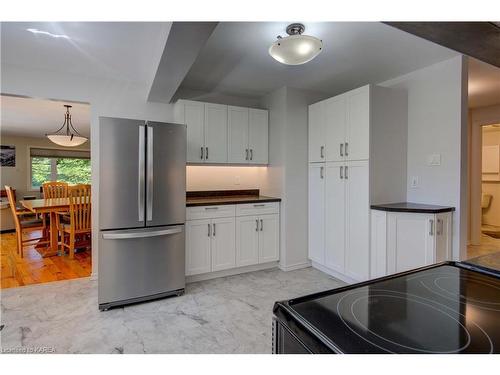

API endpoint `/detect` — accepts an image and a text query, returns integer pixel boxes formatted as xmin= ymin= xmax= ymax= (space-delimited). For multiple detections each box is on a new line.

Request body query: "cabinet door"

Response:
xmin=387 ymin=212 xmax=435 ymax=274
xmin=435 ymin=212 xmax=452 ymax=263
xmin=325 ymin=95 xmax=347 ymax=162
xmin=308 ymin=164 xmax=325 ymax=264
xmin=228 ymin=106 xmax=249 ymax=164
xmin=249 ymin=108 xmax=269 ymax=164
xmin=204 ymin=103 xmax=228 ymax=163
xmin=236 ymin=215 xmax=259 ymax=267
xmin=259 ymin=214 xmax=279 ymax=263
xmin=186 ymin=219 xmax=211 ymax=276
xmin=346 ymin=87 xmax=370 ymax=161
xmin=308 ymin=101 xmax=325 ymax=162
xmin=345 ymin=160 xmax=370 ymax=280
xmin=184 ymin=101 xmax=205 ymax=163
xmin=325 ymin=162 xmax=345 ymax=273
xmin=211 ymin=217 xmax=236 ymax=272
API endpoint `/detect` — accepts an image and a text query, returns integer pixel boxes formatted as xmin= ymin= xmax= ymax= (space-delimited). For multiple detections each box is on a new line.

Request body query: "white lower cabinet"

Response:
xmin=370 ymin=210 xmax=452 ymax=277
xmin=186 ymin=204 xmax=280 ymax=277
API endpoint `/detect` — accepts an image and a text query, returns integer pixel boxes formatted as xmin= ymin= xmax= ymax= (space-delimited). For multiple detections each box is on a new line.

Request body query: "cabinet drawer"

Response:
xmin=236 ymin=202 xmax=279 ymax=216
xmin=187 ymin=205 xmax=236 ymax=220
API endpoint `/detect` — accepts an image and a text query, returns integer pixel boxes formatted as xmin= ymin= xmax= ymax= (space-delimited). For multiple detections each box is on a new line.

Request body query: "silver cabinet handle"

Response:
xmin=345 ymin=142 xmax=349 ymax=157
xmin=138 ymin=125 xmax=145 ymax=222
xmin=208 ymin=223 xmax=211 ymax=237
xmin=201 ymin=146 xmax=204 ymax=160
xmin=250 ymin=149 xmax=253 ymax=160
xmin=205 ymin=147 xmax=208 ymax=160
xmin=213 ymin=223 xmax=216 ymax=237
xmin=256 ymin=219 xmax=259 ymax=232
xmin=245 ymin=149 xmax=249 ymax=160
xmin=102 ymin=226 xmax=182 ymax=240
xmin=260 ymin=219 xmax=263 ymax=231
xmin=340 ymin=166 xmax=344 ymax=179
xmin=345 ymin=165 xmax=348 ymax=179
xmin=253 ymin=204 xmax=265 ymax=207
xmin=146 ymin=125 xmax=154 ymax=221
xmin=340 ymin=143 xmax=343 ymax=157
xmin=320 ymin=166 xmax=324 ymax=179
xmin=205 ymin=206 xmax=219 ymax=210
xmin=320 ymin=145 xmax=324 ymax=159
xmin=429 ymin=219 xmax=434 ymax=236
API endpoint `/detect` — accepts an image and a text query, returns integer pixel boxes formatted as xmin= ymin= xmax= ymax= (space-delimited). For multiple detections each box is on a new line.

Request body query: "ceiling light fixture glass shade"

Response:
xmin=46 ymin=105 xmax=88 ymax=147
xmin=269 ymin=23 xmax=323 ymax=65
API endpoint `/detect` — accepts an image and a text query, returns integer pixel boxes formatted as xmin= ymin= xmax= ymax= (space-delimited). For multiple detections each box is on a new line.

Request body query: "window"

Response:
xmin=30 ymin=148 xmax=90 ymax=189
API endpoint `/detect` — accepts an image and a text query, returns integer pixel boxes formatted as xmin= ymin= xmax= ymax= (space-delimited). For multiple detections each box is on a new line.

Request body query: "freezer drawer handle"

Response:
xmin=102 ymin=227 xmax=182 ymax=240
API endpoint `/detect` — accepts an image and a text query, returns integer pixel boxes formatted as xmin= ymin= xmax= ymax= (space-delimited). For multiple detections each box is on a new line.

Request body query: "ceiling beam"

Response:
xmin=147 ymin=22 xmax=218 ymax=103
xmin=385 ymin=22 xmax=500 ymax=68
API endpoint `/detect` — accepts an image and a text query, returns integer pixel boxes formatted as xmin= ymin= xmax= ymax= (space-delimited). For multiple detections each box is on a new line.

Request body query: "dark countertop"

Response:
xmin=463 ymin=251 xmax=500 ymax=274
xmin=371 ymin=202 xmax=455 ymax=214
xmin=186 ymin=189 xmax=281 ymax=207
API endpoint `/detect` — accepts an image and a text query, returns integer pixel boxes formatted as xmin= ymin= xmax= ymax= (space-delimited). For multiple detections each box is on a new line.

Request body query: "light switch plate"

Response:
xmin=410 ymin=176 xmax=419 ymax=188
xmin=428 ymin=154 xmax=441 ymax=166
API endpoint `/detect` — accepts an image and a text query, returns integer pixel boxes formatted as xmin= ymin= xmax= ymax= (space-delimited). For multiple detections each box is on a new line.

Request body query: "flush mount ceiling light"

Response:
xmin=269 ymin=23 xmax=323 ymax=65
xmin=46 ymin=105 xmax=88 ymax=147
xmin=26 ymin=28 xmax=70 ymax=39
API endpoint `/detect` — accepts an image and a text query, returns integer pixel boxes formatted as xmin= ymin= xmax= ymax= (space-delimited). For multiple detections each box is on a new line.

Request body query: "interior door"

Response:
xmin=259 ymin=214 xmax=279 ymax=263
xmin=308 ymin=101 xmax=325 ymax=162
xmin=184 ymin=101 xmax=205 ymax=163
xmin=325 ymin=162 xmax=345 ymax=273
xmin=228 ymin=106 xmax=249 ymax=163
xmin=99 ymin=117 xmax=145 ymax=230
xmin=308 ymin=164 xmax=325 ymax=264
xmin=236 ymin=215 xmax=259 ymax=267
xmin=248 ymin=108 xmax=268 ymax=164
xmin=204 ymin=103 xmax=228 ymax=163
xmin=186 ymin=219 xmax=212 ymax=276
xmin=345 ymin=160 xmax=370 ymax=280
xmin=146 ymin=122 xmax=186 ymax=227
xmin=211 ymin=217 xmax=236 ymax=272
xmin=325 ymin=95 xmax=347 ymax=162
xmin=346 ymin=87 xmax=370 ymax=161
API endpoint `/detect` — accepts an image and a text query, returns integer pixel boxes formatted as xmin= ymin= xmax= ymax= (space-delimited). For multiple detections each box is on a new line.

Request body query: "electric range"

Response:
xmin=273 ymin=262 xmax=500 ymax=353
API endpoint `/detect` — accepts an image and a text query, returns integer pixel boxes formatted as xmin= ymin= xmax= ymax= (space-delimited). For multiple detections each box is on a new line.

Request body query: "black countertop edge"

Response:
xmin=370 ymin=202 xmax=456 ymax=214
xmin=187 ymin=189 xmax=259 ymax=198
xmin=186 ymin=196 xmax=281 ymax=207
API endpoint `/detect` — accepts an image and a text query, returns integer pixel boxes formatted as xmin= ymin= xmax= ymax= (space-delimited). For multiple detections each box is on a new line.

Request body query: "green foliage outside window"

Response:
xmin=31 ymin=157 xmax=91 ymax=188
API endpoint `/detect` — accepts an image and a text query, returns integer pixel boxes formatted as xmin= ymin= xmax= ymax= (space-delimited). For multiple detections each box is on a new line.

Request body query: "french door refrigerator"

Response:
xmin=98 ymin=117 xmax=186 ymax=311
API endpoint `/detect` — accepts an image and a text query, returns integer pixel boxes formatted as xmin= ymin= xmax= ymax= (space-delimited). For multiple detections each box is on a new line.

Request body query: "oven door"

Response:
xmin=273 ymin=318 xmax=312 ymax=354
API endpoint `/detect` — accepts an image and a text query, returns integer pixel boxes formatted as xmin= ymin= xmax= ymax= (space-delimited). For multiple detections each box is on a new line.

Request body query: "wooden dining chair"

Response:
xmin=4 ymin=185 xmax=48 ymax=258
xmin=59 ymin=184 xmax=91 ymax=259
xmin=42 ymin=181 xmax=69 ymax=198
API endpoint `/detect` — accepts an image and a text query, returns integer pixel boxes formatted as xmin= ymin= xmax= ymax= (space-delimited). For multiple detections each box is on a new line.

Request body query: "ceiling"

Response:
xmin=468 ymin=58 xmax=500 ymax=109
xmin=174 ymin=22 xmax=459 ymax=101
xmin=0 ymin=95 xmax=90 ymax=138
xmin=1 ymin=22 xmax=171 ymax=85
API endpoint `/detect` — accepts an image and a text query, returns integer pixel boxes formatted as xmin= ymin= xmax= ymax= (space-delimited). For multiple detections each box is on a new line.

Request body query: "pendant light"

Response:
xmin=46 ymin=105 xmax=88 ymax=147
xmin=269 ymin=23 xmax=323 ymax=65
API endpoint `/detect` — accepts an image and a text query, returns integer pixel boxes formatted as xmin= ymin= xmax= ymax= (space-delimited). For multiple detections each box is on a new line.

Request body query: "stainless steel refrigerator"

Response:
xmin=98 ymin=117 xmax=186 ymax=311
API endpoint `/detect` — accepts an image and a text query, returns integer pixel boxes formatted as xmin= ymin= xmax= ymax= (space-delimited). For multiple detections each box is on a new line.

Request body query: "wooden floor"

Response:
xmin=1 ymin=230 xmax=91 ymax=289
xmin=467 ymin=232 xmax=500 ymax=259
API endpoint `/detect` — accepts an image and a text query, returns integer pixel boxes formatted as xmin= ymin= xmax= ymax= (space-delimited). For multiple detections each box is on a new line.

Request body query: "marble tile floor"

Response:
xmin=0 ymin=267 xmax=344 ymax=354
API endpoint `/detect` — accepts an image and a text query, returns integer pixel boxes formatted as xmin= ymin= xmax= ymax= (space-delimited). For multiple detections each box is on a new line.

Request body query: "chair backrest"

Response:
xmin=4 ymin=185 xmax=21 ymax=230
xmin=42 ymin=181 xmax=69 ymax=198
xmin=69 ymin=184 xmax=91 ymax=231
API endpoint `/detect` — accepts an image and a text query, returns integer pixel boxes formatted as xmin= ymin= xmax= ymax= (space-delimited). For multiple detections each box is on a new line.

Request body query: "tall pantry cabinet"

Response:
xmin=308 ymin=85 xmax=407 ymax=282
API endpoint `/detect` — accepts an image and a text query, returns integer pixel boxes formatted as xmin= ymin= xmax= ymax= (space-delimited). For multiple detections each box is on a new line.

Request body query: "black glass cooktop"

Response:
xmin=284 ymin=263 xmax=500 ymax=353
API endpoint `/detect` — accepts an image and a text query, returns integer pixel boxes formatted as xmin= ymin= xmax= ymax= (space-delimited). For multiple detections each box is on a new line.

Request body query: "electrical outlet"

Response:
xmin=427 ymin=154 xmax=441 ymax=166
xmin=234 ymin=176 xmax=241 ymax=185
xmin=410 ymin=176 xmax=419 ymax=188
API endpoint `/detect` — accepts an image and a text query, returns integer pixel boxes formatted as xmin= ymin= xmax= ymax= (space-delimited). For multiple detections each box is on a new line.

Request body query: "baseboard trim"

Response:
xmin=311 ymin=261 xmax=358 ymax=284
xmin=186 ymin=261 xmax=279 ymax=283
xmin=278 ymin=261 xmax=311 ymax=272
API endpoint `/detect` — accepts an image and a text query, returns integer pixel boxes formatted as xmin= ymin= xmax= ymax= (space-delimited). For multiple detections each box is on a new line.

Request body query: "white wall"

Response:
xmin=0 ymin=134 xmax=90 ymax=198
xmin=380 ymin=56 xmax=469 ymax=260
xmin=261 ymin=86 xmax=326 ymax=271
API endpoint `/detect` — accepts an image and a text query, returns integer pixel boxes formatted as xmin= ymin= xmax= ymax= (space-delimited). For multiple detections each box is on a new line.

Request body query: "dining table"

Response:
xmin=20 ymin=198 xmax=71 ymax=257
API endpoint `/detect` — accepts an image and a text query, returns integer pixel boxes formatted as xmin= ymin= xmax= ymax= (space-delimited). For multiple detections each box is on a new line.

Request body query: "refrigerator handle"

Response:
xmin=138 ymin=125 xmax=145 ymax=222
xmin=146 ymin=125 xmax=154 ymax=221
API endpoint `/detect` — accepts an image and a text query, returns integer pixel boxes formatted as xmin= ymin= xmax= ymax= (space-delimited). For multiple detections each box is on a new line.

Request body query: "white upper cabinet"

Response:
xmin=308 ymin=101 xmax=325 ymax=162
xmin=228 ymin=106 xmax=250 ymax=163
xmin=176 ymin=100 xmax=268 ymax=165
xmin=325 ymin=96 xmax=346 ymax=162
xmin=346 ymin=86 xmax=370 ymax=161
xmin=204 ymin=103 xmax=228 ymax=163
xmin=248 ymin=108 xmax=268 ymax=164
